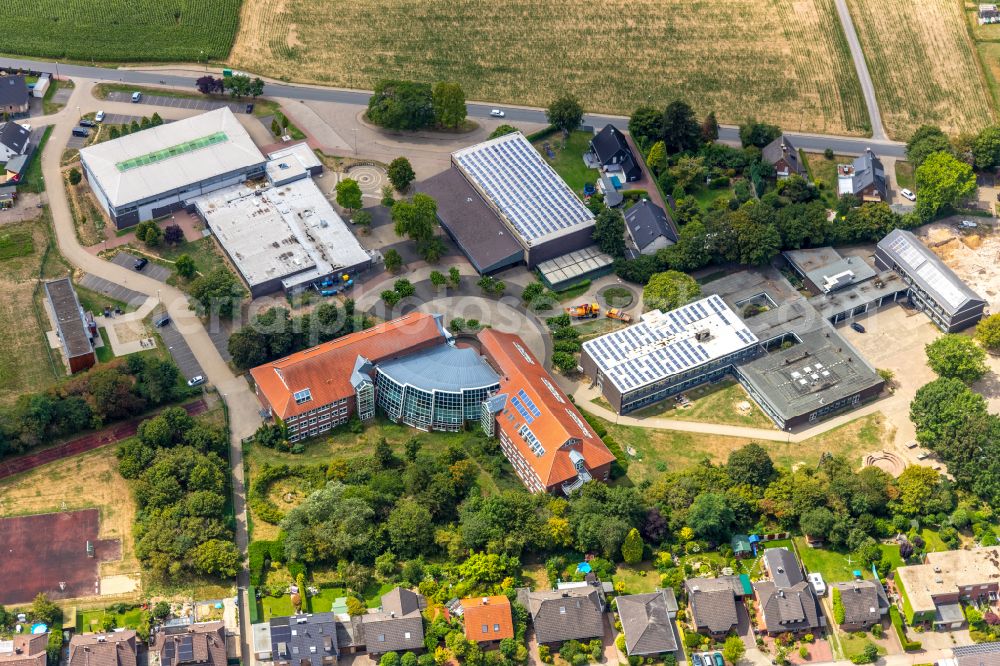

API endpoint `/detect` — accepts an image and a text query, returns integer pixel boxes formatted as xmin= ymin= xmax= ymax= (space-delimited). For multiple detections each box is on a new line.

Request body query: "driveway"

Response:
xmin=111 ymin=251 xmax=172 ymax=281
xmin=156 ymin=319 xmax=205 ymax=381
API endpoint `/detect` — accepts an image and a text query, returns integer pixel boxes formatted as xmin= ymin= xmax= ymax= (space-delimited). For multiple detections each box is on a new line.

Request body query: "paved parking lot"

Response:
xmin=78 ymin=273 xmax=148 ymax=308
xmin=156 ymin=320 xmax=204 ymax=381
xmin=111 ymin=252 xmax=172 ymax=282
xmin=99 ymin=113 xmax=143 ymax=126
xmin=106 ymin=92 xmax=250 ymax=114
xmin=66 ymin=132 xmax=88 ymax=149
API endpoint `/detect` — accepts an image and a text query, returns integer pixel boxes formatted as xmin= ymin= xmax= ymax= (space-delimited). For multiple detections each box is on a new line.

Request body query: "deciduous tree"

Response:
xmin=336 ymin=178 xmax=363 ymax=212
xmin=925 ymin=334 xmax=987 ymax=383
xmin=915 ymin=151 xmax=976 ymax=221
xmin=976 ymin=313 xmax=1000 ymax=350
xmin=593 ymin=208 xmax=626 ymax=258
xmin=642 ymin=271 xmax=700 ymax=312
xmin=432 ymin=81 xmax=467 ymax=129
xmin=662 ymin=101 xmax=700 ymax=153
xmin=546 ymin=95 xmax=584 ymax=133
xmin=388 ymin=157 xmax=416 ymax=192
xmin=628 ymin=106 xmax=663 ymax=152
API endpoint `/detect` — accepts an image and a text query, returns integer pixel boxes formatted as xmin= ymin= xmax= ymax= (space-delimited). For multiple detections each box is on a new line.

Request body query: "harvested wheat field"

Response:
xmin=231 ymin=0 xmax=870 ymax=134
xmin=846 ymin=0 xmax=994 ymax=139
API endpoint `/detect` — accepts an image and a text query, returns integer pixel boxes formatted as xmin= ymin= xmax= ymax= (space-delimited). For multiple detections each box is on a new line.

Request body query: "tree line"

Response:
xmin=367 ymin=80 xmax=467 ymax=131
xmin=0 ymin=355 xmax=189 ymax=459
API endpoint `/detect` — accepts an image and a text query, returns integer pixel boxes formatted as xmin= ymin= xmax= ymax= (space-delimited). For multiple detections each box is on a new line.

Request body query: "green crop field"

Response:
xmin=231 ymin=0 xmax=870 ymax=135
xmin=4 ymin=0 xmax=242 ymax=62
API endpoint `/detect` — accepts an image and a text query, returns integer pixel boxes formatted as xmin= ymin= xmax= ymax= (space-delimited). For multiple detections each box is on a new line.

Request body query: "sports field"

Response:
xmin=231 ymin=0 xmax=870 ymax=134
xmin=846 ymin=0 xmax=995 ymax=139
xmin=4 ymin=0 xmax=240 ymax=62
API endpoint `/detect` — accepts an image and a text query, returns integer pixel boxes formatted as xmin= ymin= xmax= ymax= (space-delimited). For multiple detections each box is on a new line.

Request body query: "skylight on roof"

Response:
xmin=293 ymin=388 xmax=313 ymax=405
xmin=519 ymin=424 xmax=545 ymax=457
xmin=115 ymin=131 xmax=228 ymax=172
xmin=513 ymin=342 xmax=535 ymax=365
xmin=540 ymin=377 xmax=565 ymax=403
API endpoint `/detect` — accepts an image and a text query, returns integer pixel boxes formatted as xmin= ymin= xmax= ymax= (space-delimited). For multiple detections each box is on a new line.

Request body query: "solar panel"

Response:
xmin=518 ymin=389 xmax=542 ymax=417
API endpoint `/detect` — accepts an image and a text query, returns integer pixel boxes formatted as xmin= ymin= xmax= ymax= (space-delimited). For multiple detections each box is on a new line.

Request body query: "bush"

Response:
xmin=872 ymin=623 xmax=883 ymax=638
xmin=538 ymin=646 xmax=552 ymax=664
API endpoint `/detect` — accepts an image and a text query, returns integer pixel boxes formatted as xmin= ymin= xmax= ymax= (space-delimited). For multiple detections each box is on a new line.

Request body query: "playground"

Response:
xmin=0 ymin=508 xmax=121 ymax=605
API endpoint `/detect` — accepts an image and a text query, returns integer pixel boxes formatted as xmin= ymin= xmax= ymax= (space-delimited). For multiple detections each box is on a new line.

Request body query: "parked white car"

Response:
xmin=95 ymin=110 xmax=106 ymax=122
xmin=960 ymin=219 xmax=979 ymax=229
xmin=807 ymin=572 xmax=827 ymax=596
xmin=187 ymin=375 xmax=205 ymax=387
xmin=900 ymin=188 xmax=916 ymax=201
xmin=490 ymin=109 xmax=505 ymax=118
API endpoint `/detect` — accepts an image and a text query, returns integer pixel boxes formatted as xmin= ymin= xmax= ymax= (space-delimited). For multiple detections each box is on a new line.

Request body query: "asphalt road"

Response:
xmin=0 ymin=55 xmax=907 ymax=158
xmin=832 ymin=0 xmax=886 ymax=140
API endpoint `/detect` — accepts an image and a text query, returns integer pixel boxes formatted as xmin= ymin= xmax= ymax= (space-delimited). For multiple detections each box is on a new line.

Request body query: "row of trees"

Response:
xmin=0 ymin=355 xmax=187 ymax=458
xmin=228 ymin=300 xmax=370 ymax=369
xmin=106 ymin=112 xmax=164 ymax=140
xmin=195 ymin=74 xmax=265 ymax=99
xmin=367 ymin=80 xmax=467 ymax=131
xmin=120 ymin=406 xmax=239 ymax=580
xmin=905 ymin=125 xmax=980 ymax=221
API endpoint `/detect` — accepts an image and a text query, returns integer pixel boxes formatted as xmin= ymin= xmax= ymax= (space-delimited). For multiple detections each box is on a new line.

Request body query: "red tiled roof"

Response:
xmin=479 ymin=329 xmax=615 ymax=488
xmin=0 ymin=634 xmax=47 ymax=666
xmin=460 ymin=596 xmax=514 ymax=642
xmin=250 ymin=313 xmax=447 ymax=419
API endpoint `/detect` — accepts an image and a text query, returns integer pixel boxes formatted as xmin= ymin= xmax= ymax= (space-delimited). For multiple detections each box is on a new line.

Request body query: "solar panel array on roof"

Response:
xmin=176 ymin=636 xmax=194 ymax=663
xmin=582 ymin=295 xmax=759 ymax=393
xmin=883 ymin=231 xmax=972 ymax=310
xmin=452 ymin=133 xmax=594 ymax=245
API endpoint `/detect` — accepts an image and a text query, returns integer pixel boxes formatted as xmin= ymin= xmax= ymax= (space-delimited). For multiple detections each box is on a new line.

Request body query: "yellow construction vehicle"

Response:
xmin=565 ymin=302 xmax=600 ymax=319
xmin=606 ymin=308 xmax=632 ymax=323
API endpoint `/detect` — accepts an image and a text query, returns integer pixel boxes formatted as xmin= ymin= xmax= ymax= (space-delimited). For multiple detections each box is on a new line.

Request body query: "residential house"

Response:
xmin=519 ymin=587 xmax=606 ymax=645
xmin=45 ymin=277 xmax=97 ymax=374
xmin=0 ymin=634 xmax=48 ymax=666
xmin=831 ymin=581 xmax=886 ymax=632
xmin=361 ymin=587 xmax=426 ymax=656
xmin=762 ymin=135 xmax=807 ymax=179
xmin=589 ymin=124 xmax=642 ymax=182
xmin=0 ymin=76 xmax=30 ymax=117
xmin=4 ymin=153 xmax=30 ymax=184
xmin=267 ymin=613 xmax=337 ymax=666
xmin=0 ymin=121 xmax=30 ymax=162
xmin=952 ymin=642 xmax=1000 ymax=666
xmin=68 ymin=631 xmax=138 ymax=666
xmin=149 ymin=622 xmax=227 ymax=666
xmin=837 ymin=150 xmax=887 ymax=202
xmin=479 ymin=328 xmax=616 ymax=495
xmin=616 ymin=589 xmax=679 ymax=657
xmin=624 ymin=200 xmax=677 ymax=256
xmin=684 ymin=577 xmax=746 ymax=637
xmin=461 ymin=596 xmax=514 ymax=647
xmin=895 ymin=545 xmax=1000 ymax=628
xmin=979 ymin=4 xmax=1000 ymax=24
xmin=753 ymin=548 xmax=824 ymax=635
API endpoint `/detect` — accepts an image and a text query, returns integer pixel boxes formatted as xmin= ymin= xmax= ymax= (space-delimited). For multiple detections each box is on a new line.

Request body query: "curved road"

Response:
xmin=37 ymin=79 xmax=259 ymax=662
xmin=0 ymin=55 xmax=905 ymax=157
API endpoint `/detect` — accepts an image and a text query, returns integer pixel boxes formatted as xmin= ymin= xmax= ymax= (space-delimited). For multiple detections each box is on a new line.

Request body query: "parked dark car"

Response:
xmin=133 ymin=257 xmax=149 ymax=270
xmin=851 ymin=322 xmax=866 ymax=333
xmin=71 ymin=127 xmax=89 ymax=137
xmin=154 ymin=316 xmax=171 ymax=328
xmin=79 ymin=119 xmax=96 ymax=127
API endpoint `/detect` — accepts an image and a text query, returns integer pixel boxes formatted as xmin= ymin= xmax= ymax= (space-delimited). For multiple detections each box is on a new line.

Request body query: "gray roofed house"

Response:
xmin=616 ymin=589 xmax=679 ymax=656
xmin=875 ymin=229 xmax=987 ymax=332
xmin=624 ymin=199 xmax=678 ymax=255
xmin=0 ymin=121 xmax=30 ymax=161
xmin=837 ymin=150 xmax=887 ymax=201
xmin=524 ymin=587 xmax=606 ymax=645
xmin=762 ymin=549 xmax=804 ymax=588
xmin=44 ymin=277 xmax=96 ymax=374
xmin=831 ymin=581 xmax=883 ymax=631
xmin=755 ymin=549 xmax=823 ymax=635
xmin=268 ymin=613 xmax=338 ymax=666
xmin=150 ymin=622 xmax=227 ymax=666
xmin=954 ymin=642 xmax=1000 ymax=666
xmin=684 ymin=578 xmax=742 ymax=636
xmin=589 ymin=125 xmax=642 ymax=182
xmin=361 ymin=588 xmax=426 ymax=655
xmin=68 ymin=631 xmax=138 ymax=666
xmin=762 ymin=135 xmax=807 ymax=179
xmin=0 ymin=76 xmax=30 ymax=116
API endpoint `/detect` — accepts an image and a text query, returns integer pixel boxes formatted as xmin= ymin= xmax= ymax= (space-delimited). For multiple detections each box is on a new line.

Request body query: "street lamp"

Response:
xmin=76 ymin=105 xmax=81 ymax=120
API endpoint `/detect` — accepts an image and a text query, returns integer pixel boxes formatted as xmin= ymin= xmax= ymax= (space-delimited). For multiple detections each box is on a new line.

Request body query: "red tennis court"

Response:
xmin=0 ymin=508 xmax=120 ymax=605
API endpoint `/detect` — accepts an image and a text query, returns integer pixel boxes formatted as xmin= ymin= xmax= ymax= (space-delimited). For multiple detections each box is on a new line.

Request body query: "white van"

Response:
xmin=131 ymin=92 xmax=142 ymax=103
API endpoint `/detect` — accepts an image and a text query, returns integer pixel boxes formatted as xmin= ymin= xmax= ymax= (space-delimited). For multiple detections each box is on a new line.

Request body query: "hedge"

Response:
xmin=248 ymin=586 xmax=261 ymax=624
xmin=890 ymin=606 xmax=921 ymax=651
xmin=249 ymin=538 xmax=286 ymax=586
xmin=525 ymin=125 xmax=559 ymax=142
xmin=579 ymin=412 xmax=628 ymax=475
xmin=832 ymin=587 xmax=845 ymax=624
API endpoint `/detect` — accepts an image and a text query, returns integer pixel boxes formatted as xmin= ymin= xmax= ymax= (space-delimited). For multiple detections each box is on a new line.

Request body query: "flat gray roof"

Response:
xmin=783 ymin=247 xmax=844 ymax=276
xmin=80 ymin=107 xmax=265 ymax=209
xmin=877 ymin=229 xmax=985 ymax=315
xmin=377 ymin=344 xmax=500 ymax=393
xmin=418 ymin=168 xmax=523 ymax=273
xmin=192 ymin=176 xmax=369 ymax=290
xmin=452 ymin=132 xmax=594 ymax=247
xmin=537 ymin=245 xmax=613 ymax=288
xmin=737 ymin=325 xmax=883 ymax=421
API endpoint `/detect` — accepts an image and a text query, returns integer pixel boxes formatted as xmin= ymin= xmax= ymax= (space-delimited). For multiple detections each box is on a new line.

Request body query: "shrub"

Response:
xmin=832 ymin=587 xmax=845 ymax=624
xmin=538 ymin=646 xmax=552 ymax=664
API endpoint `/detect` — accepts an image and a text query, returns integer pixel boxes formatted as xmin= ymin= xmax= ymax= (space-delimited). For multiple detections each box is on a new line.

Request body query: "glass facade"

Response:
xmin=374 ymin=370 xmax=499 ymax=432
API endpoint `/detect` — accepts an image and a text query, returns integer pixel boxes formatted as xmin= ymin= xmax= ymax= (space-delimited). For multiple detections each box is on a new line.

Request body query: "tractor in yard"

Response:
xmin=606 ymin=308 xmax=632 ymax=322
xmin=565 ymin=302 xmax=600 ymax=319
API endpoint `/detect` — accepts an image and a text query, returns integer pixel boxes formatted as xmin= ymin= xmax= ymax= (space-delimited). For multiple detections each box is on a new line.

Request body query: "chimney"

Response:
xmin=482 ymin=598 xmax=489 ymax=605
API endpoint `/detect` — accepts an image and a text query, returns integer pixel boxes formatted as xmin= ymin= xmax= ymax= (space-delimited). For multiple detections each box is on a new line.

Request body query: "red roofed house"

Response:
xmin=479 ymin=329 xmax=615 ymax=494
xmin=461 ymin=596 xmax=514 ymax=647
xmin=0 ymin=634 xmax=48 ymax=666
xmin=250 ymin=312 xmax=449 ymax=442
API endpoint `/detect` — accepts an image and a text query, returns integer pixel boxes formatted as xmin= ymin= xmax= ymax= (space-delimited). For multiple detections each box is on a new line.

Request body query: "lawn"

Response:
xmin=76 ymin=607 xmax=145 ymax=632
xmin=793 ymin=537 xmax=866 ymax=583
xmin=611 ymin=561 xmax=658 ymax=595
xmin=599 ymin=286 xmax=633 ymax=308
xmin=42 ymin=79 xmax=73 ymax=115
xmin=96 ymin=328 xmax=115 ymax=363
xmin=261 ymin=594 xmax=295 ymax=620
xmin=602 ymin=412 xmax=887 ymax=483
xmin=840 ymin=633 xmax=886 ymax=660
xmin=155 ymin=236 xmax=224 ymax=279
xmin=0 ymin=218 xmax=63 ymax=405
xmin=573 ymin=317 xmax=628 ymax=342
xmin=310 ymin=587 xmax=348 ymax=612
xmin=803 ymin=152 xmax=854 ymax=206
xmin=230 ymin=0 xmax=867 ymax=135
xmin=19 ymin=127 xmax=52 ymax=194
xmin=920 ymin=528 xmax=948 ymax=554
xmin=533 ymin=131 xmax=596 ymax=197
xmin=845 ymin=0 xmax=995 ymax=138
xmin=3 ymin=1 xmax=240 ymax=62
xmin=629 ymin=378 xmax=776 ymax=429
xmin=690 ymin=184 xmax=735 ymax=212
xmin=894 ymin=161 xmax=914 ymax=191
xmin=554 ymin=279 xmax=596 ymax=303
